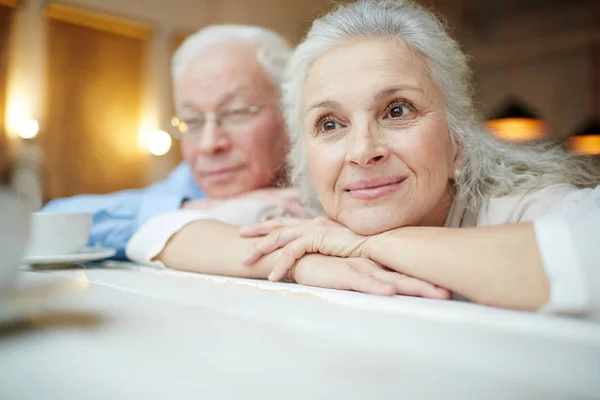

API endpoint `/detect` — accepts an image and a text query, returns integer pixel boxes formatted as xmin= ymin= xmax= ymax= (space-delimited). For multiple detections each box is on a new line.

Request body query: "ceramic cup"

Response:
xmin=24 ymin=212 xmax=92 ymax=258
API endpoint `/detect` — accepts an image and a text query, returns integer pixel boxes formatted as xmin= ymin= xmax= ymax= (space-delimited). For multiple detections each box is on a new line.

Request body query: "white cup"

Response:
xmin=0 ymin=188 xmax=30 ymax=299
xmin=25 ymin=212 xmax=92 ymax=257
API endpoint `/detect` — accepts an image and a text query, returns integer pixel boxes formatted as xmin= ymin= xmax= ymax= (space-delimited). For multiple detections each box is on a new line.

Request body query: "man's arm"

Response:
xmin=43 ymin=163 xmax=204 ymax=258
xmin=125 ymin=199 xmax=288 ymax=273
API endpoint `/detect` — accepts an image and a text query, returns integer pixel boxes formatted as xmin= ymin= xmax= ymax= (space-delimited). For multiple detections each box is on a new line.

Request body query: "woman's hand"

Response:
xmin=289 ymin=254 xmax=451 ymax=299
xmin=240 ymin=217 xmax=373 ymax=281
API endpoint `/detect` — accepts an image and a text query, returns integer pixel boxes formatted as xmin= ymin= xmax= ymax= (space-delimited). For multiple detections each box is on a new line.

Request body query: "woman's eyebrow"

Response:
xmin=306 ymin=100 xmax=342 ymax=113
xmin=305 ymin=85 xmax=424 ymax=113
xmin=374 ymin=85 xmax=424 ymax=101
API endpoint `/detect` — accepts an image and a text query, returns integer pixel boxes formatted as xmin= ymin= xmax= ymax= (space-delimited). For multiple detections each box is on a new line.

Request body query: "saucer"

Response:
xmin=22 ymin=247 xmax=116 ymax=266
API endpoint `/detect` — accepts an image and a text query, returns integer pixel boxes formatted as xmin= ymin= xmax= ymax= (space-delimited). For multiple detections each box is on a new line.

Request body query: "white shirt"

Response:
xmin=534 ymin=185 xmax=600 ymax=318
xmin=445 ymin=184 xmax=592 ymax=228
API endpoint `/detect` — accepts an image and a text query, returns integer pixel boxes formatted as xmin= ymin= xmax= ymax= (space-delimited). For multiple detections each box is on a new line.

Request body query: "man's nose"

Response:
xmin=194 ymin=119 xmax=232 ymax=154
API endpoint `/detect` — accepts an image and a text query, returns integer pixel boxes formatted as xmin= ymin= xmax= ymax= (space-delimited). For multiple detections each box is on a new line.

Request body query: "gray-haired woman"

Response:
xmin=127 ymin=23 xmax=454 ymax=300
xmin=240 ymin=0 xmax=600 ymax=313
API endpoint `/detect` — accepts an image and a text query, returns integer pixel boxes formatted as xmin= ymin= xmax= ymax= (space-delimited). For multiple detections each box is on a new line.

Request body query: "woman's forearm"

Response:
xmin=156 ymin=220 xmax=281 ymax=278
xmin=363 ymin=223 xmax=550 ymax=310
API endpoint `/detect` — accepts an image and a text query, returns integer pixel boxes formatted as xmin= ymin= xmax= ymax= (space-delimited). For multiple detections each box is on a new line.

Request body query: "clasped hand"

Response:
xmin=240 ymin=217 xmax=450 ymax=299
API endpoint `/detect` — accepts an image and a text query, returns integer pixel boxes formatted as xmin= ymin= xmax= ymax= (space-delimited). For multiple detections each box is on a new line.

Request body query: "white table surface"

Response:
xmin=1 ymin=263 xmax=599 ymax=400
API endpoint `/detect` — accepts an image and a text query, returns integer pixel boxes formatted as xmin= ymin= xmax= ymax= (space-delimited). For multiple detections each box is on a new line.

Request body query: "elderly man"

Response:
xmin=43 ymin=25 xmax=301 ymax=258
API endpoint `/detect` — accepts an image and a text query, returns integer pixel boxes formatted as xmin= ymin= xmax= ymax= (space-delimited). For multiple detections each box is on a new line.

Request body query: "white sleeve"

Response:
xmin=125 ymin=198 xmax=285 ymax=267
xmin=534 ymin=185 xmax=600 ymax=318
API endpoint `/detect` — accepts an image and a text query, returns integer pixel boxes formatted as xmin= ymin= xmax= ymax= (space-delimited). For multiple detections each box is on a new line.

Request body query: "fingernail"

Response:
xmin=267 ymin=272 xmax=275 ymax=281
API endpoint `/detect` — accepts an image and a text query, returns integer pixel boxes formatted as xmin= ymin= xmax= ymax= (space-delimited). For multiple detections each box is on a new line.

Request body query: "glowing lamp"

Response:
xmin=568 ymin=119 xmax=600 ymax=156
xmin=18 ymin=118 xmax=39 ymax=139
xmin=485 ymin=99 xmax=546 ymax=142
xmin=146 ymin=130 xmax=172 ymax=156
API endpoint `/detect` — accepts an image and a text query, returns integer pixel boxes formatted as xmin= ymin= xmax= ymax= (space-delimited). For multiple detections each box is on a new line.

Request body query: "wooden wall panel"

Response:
xmin=44 ymin=17 xmax=146 ymax=199
xmin=0 ymin=5 xmax=13 ymax=179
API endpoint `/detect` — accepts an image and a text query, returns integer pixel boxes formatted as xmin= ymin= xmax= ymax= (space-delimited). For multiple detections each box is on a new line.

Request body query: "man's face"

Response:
xmin=175 ymin=42 xmax=288 ymax=198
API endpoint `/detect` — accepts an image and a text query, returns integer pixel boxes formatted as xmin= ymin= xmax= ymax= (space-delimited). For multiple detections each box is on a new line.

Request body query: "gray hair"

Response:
xmin=282 ymin=0 xmax=600 ymax=214
xmin=172 ymin=24 xmax=292 ymax=88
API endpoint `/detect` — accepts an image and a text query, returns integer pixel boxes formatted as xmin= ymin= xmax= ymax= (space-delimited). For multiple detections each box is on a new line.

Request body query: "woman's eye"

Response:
xmin=387 ymin=105 xmax=411 ymax=119
xmin=323 ymin=121 xmax=338 ymax=131
xmin=317 ymin=118 xmax=341 ymax=133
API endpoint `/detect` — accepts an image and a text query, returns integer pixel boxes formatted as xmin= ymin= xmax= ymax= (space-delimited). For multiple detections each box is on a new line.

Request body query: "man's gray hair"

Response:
xmin=172 ymin=24 xmax=293 ymax=88
xmin=282 ymin=0 xmax=599 ymax=214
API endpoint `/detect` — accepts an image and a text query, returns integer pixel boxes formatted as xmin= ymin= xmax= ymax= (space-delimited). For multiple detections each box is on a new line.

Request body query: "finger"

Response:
xmin=344 ymin=269 xmax=396 ymax=296
xmin=282 ymin=202 xmax=311 ymax=218
xmin=241 ymin=227 xmax=303 ymax=265
xmin=266 ymin=198 xmax=309 ymax=218
xmin=239 ymin=218 xmax=299 ymax=237
xmin=375 ymin=270 xmax=450 ymax=299
xmin=431 ymin=286 xmax=452 ymax=299
xmin=350 ymin=260 xmax=450 ymax=299
xmin=267 ymin=238 xmax=312 ymax=281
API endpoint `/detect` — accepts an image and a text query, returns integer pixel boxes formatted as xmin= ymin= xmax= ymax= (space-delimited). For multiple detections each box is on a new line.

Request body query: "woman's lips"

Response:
xmin=343 ymin=176 xmax=407 ymax=200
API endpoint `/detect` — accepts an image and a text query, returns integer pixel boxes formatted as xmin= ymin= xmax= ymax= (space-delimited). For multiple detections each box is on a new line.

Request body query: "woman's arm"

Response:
xmin=156 ymin=219 xmax=280 ymax=279
xmin=154 ymin=219 xmax=450 ymax=298
xmin=363 ymin=223 xmax=550 ymax=310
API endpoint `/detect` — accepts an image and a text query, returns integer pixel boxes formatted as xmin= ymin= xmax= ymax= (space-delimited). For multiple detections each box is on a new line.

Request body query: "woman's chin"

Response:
xmin=339 ymin=212 xmax=409 ymax=236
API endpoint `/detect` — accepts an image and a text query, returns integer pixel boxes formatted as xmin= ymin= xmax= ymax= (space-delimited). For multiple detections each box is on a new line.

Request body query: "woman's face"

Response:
xmin=302 ymin=38 xmax=457 ymax=235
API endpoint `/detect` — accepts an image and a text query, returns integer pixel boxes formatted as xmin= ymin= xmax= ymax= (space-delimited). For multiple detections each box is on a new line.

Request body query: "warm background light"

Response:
xmin=18 ymin=118 xmax=39 ymax=139
xmin=146 ymin=130 xmax=171 ymax=156
xmin=485 ymin=118 xmax=546 ymax=142
xmin=5 ymin=93 xmax=34 ymax=139
xmin=568 ymin=135 xmax=600 ymax=156
xmin=568 ymin=119 xmax=600 ymax=155
xmin=485 ymin=99 xmax=546 ymax=142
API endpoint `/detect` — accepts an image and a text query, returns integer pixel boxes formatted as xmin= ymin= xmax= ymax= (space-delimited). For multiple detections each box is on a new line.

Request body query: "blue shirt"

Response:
xmin=43 ymin=163 xmax=205 ymax=259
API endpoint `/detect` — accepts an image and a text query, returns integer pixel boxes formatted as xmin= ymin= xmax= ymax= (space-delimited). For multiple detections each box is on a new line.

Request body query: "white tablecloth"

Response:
xmin=1 ymin=263 xmax=599 ymax=399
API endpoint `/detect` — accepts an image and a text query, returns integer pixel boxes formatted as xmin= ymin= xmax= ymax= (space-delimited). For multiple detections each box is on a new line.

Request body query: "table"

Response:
xmin=1 ymin=263 xmax=599 ymax=399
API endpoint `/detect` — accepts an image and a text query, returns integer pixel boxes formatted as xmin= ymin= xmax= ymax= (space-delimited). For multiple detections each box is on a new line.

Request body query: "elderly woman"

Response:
xmin=126 ymin=22 xmax=451 ymax=299
xmin=129 ymin=1 xmax=598 ymax=312
xmin=238 ymin=0 xmax=600 ymax=312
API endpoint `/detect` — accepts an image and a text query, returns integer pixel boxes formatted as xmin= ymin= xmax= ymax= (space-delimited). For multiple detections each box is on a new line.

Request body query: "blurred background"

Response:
xmin=0 ymin=0 xmax=598 ymax=203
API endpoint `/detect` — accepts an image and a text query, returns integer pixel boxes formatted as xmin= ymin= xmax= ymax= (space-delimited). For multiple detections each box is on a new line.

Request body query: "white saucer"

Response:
xmin=23 ymin=247 xmax=117 ymax=265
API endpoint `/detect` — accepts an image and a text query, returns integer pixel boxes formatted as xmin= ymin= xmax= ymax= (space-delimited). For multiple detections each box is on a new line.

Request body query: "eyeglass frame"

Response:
xmin=170 ymin=105 xmax=263 ymax=140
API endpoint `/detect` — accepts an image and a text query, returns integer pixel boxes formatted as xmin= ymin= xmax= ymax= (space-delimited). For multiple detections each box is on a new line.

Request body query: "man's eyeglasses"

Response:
xmin=170 ymin=105 xmax=262 ymax=139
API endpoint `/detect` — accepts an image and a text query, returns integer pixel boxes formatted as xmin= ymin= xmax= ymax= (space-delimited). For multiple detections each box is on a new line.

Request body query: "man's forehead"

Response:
xmin=207 ymin=85 xmax=250 ymax=100
xmin=179 ymin=51 xmax=266 ymax=90
xmin=176 ymin=43 xmax=274 ymax=109
xmin=188 ymin=42 xmax=259 ymax=73
xmin=179 ymin=85 xmax=251 ymax=111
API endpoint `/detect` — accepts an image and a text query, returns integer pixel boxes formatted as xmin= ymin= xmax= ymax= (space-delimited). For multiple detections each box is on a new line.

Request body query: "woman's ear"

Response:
xmin=448 ymin=135 xmax=463 ymax=180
